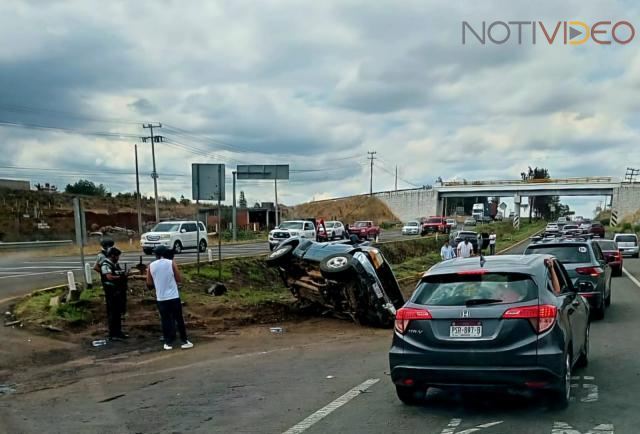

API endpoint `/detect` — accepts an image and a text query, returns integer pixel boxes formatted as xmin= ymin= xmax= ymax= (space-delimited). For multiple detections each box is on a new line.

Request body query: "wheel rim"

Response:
xmin=175 ymin=243 xmax=182 ymax=252
xmin=271 ymin=247 xmax=288 ymax=258
xmin=565 ymin=354 xmax=571 ymax=401
xmin=327 ymin=256 xmax=348 ymax=269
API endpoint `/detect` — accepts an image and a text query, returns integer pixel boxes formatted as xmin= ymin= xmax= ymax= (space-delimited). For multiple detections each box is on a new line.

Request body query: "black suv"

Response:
xmin=524 ymin=237 xmax=612 ymax=319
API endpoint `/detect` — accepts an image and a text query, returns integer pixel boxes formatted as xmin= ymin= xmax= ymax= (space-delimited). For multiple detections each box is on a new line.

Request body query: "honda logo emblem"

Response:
xmin=461 ymin=309 xmax=471 ymax=318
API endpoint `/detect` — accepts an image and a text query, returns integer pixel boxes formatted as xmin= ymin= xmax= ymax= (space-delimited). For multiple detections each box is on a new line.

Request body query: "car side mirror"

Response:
xmin=180 ymin=229 xmax=186 ymax=233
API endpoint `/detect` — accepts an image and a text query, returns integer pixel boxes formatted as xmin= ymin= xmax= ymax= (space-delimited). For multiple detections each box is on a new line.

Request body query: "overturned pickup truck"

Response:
xmin=265 ymin=237 xmax=405 ymax=327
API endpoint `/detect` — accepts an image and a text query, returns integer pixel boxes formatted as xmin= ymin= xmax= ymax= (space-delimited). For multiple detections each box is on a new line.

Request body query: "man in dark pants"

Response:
xmin=100 ymin=247 xmax=128 ymax=340
xmin=146 ymin=246 xmax=193 ymax=350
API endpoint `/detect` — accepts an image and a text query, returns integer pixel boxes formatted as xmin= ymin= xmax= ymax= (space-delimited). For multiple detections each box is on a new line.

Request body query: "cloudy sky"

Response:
xmin=1 ymin=0 xmax=639 ymax=217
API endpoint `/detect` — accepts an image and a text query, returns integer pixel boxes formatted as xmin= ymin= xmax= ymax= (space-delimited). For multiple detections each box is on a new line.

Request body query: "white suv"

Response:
xmin=141 ymin=221 xmax=208 ymax=255
xmin=268 ymin=220 xmax=316 ymax=250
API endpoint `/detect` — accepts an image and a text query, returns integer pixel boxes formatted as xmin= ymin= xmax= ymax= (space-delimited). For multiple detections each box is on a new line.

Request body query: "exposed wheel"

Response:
xmin=143 ymin=248 xmax=153 ymax=255
xmin=198 ymin=239 xmax=207 ymax=253
xmin=265 ymin=244 xmax=294 ymax=267
xmin=173 ymin=241 xmax=183 ymax=254
xmin=576 ymin=326 xmax=589 ymax=368
xmin=549 ymin=352 xmax=571 ymax=410
xmin=593 ymin=298 xmax=606 ymax=320
xmin=395 ymin=385 xmax=427 ymax=405
xmin=319 ymin=253 xmax=354 ymax=280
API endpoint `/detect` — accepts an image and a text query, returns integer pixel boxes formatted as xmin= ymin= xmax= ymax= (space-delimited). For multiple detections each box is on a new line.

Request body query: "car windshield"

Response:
xmin=564 ymin=225 xmax=578 ymax=230
xmin=426 ymin=218 xmax=441 ymax=223
xmin=616 ymin=235 xmax=638 ymax=244
xmin=324 ymin=222 xmax=335 ymax=228
xmin=596 ymin=240 xmax=618 ymax=250
xmin=151 ymin=223 xmax=181 ymax=232
xmin=279 ymin=222 xmax=304 ymax=230
xmin=458 ymin=232 xmax=477 ymax=239
xmin=354 ymin=222 xmax=369 ymax=227
xmin=525 ymin=245 xmax=591 ymax=263
xmin=413 ymin=273 xmax=537 ymax=306
xmin=406 ymin=222 xmax=419 ymax=227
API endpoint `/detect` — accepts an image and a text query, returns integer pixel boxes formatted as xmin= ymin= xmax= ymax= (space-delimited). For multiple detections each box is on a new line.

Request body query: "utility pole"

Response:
xmin=142 ymin=123 xmax=163 ymax=223
xmin=395 ymin=165 xmax=398 ymax=191
xmin=274 ymin=178 xmax=279 ymax=227
xmin=232 ymin=171 xmax=237 ymax=242
xmin=368 ymin=151 xmax=377 ymax=196
xmin=134 ymin=144 xmax=142 ymax=235
xmin=625 ymin=167 xmax=639 ymax=183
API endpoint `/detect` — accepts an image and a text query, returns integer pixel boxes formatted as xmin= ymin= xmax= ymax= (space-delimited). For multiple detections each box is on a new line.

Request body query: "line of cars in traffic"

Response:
xmin=389 ymin=228 xmax=639 ymax=409
xmin=268 ymin=219 xmax=381 ymax=250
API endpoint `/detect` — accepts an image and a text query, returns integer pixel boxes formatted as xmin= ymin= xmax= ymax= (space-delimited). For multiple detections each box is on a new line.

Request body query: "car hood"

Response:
xmin=293 ymin=241 xmax=355 ymax=263
xmin=143 ymin=231 xmax=173 ymax=237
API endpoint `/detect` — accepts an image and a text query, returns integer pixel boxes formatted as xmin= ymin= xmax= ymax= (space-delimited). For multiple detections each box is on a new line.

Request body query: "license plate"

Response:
xmin=450 ymin=321 xmax=482 ymax=338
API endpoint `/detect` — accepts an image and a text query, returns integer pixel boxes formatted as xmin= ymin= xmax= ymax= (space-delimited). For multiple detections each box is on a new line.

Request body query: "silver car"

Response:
xmin=402 ymin=221 xmax=421 ymax=235
xmin=614 ymin=233 xmax=639 ymax=258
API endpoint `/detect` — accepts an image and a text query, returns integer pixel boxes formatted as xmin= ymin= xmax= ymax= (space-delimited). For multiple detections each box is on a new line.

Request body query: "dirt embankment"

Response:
xmin=286 ymin=195 xmax=399 ymax=224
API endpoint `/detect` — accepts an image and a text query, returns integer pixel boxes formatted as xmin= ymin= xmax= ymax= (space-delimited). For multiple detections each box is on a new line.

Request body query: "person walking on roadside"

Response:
xmin=100 ymin=247 xmax=128 ymax=340
xmin=440 ymin=240 xmax=456 ymax=261
xmin=457 ymin=238 xmax=474 ymax=258
xmin=489 ymin=231 xmax=497 ymax=255
xmin=147 ymin=246 xmax=193 ymax=350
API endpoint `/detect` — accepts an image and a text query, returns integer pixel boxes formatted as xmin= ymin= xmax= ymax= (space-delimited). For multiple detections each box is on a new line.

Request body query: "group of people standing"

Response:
xmin=439 ymin=230 xmax=498 ymax=261
xmin=94 ymin=240 xmax=193 ymax=350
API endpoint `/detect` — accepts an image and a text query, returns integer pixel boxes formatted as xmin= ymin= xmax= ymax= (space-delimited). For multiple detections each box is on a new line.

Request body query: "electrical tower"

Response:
xmin=142 ymin=123 xmax=164 ymax=223
xmin=368 ymin=151 xmax=377 ymax=196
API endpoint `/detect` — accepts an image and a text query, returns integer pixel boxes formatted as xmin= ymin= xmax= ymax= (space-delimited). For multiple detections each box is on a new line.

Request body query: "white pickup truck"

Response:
xmin=268 ymin=220 xmax=316 ymax=251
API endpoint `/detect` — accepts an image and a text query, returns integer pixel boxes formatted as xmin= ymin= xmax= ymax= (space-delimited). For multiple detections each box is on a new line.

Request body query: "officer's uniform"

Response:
xmin=101 ymin=258 xmax=127 ymax=338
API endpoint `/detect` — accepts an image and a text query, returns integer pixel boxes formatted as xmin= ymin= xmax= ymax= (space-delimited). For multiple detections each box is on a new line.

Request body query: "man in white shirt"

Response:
xmin=440 ymin=240 xmax=456 ymax=261
xmin=147 ymin=246 xmax=193 ymax=350
xmin=457 ymin=239 xmax=474 ymax=258
xmin=489 ymin=231 xmax=497 ymax=255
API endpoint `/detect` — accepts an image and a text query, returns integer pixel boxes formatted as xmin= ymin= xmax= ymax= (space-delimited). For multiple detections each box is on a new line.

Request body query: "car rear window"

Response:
xmin=596 ymin=240 xmax=618 ymax=250
xmin=525 ymin=245 xmax=591 ymax=263
xmin=413 ymin=273 xmax=537 ymax=306
xmin=616 ymin=235 xmax=638 ymax=244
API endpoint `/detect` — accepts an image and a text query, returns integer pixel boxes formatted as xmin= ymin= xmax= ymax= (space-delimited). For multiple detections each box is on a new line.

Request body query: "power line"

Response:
xmin=142 ymin=123 xmax=163 ymax=222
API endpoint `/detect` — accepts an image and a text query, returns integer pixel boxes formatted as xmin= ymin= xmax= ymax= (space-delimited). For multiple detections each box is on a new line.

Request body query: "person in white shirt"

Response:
xmin=489 ymin=231 xmax=497 ymax=255
xmin=457 ymin=239 xmax=474 ymax=258
xmin=440 ymin=240 xmax=456 ymax=260
xmin=146 ymin=246 xmax=193 ymax=350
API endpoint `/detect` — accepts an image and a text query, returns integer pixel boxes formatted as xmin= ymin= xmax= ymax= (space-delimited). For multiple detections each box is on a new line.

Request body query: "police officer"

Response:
xmin=100 ymin=247 xmax=129 ymax=340
xmin=93 ymin=238 xmax=114 ymax=274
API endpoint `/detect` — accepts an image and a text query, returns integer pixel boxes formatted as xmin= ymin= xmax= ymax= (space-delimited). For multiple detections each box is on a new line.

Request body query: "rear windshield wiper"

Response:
xmin=464 ymin=298 xmax=503 ymax=306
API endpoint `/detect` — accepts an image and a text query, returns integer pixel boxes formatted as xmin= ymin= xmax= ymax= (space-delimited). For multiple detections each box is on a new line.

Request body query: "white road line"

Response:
xmin=623 ymin=267 xmax=640 ymax=288
xmin=552 ymin=422 xmax=613 ymax=433
xmin=582 ymin=383 xmax=599 ymax=403
xmin=440 ymin=418 xmax=462 ymax=434
xmin=457 ymin=421 xmax=503 ymax=434
xmin=281 ymin=378 xmax=379 ymax=434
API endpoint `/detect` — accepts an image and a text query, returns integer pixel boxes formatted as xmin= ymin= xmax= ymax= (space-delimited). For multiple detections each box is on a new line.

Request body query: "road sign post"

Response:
xmin=236 ymin=165 xmax=289 ymax=230
xmin=72 ymin=197 xmax=87 ymax=288
xmin=192 ymin=164 xmax=226 ymax=280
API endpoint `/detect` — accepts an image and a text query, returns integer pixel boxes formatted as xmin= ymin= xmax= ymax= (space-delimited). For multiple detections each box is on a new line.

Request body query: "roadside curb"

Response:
xmin=0 ymin=283 xmax=68 ymax=307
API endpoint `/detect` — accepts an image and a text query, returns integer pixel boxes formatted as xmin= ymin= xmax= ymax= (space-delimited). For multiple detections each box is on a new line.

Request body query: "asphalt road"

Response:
xmin=0 ymin=229 xmax=407 ymax=301
xmin=2 ymin=238 xmax=639 ymax=433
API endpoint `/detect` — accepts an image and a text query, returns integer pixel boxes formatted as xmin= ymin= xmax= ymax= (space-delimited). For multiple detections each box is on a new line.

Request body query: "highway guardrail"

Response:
xmin=0 ymin=240 xmax=73 ymax=250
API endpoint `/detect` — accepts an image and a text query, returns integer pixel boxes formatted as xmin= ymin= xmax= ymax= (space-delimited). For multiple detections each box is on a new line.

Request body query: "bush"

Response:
xmin=600 ymin=217 xmax=610 ymax=226
xmin=622 ymin=222 xmax=633 ymax=232
xmin=634 ymin=225 xmax=640 ymax=234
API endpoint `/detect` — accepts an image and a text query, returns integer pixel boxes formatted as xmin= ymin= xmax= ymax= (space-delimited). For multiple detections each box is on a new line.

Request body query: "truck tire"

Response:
xmin=266 ymin=244 xmax=294 ymax=267
xmin=320 ymin=253 xmax=355 ymax=280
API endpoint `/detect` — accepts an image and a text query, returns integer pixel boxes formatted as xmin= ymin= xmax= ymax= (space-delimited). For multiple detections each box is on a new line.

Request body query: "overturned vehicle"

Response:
xmin=265 ymin=237 xmax=405 ymax=327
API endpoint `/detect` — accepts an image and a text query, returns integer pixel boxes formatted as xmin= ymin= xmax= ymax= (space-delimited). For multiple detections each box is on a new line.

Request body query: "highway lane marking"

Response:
xmin=281 ymin=378 xmax=380 ymax=434
xmin=440 ymin=419 xmax=503 ymax=434
xmin=552 ymin=422 xmax=613 ymax=433
xmin=622 ymin=267 xmax=640 ymax=288
xmin=441 ymin=418 xmax=462 ymax=434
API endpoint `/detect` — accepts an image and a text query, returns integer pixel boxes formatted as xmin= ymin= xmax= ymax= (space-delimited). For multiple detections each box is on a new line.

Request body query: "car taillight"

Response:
xmin=502 ymin=304 xmax=557 ymax=333
xmin=575 ymin=267 xmax=603 ymax=277
xmin=394 ymin=307 xmax=432 ymax=334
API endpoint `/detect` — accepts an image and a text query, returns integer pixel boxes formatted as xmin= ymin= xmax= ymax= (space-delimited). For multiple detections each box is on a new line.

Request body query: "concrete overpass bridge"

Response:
xmin=373 ymin=177 xmax=640 ymax=222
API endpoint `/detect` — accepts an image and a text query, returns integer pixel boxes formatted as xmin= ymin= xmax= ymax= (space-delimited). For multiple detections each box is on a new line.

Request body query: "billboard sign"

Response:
xmin=236 ymin=164 xmax=289 ymax=180
xmin=192 ymin=163 xmax=225 ymax=201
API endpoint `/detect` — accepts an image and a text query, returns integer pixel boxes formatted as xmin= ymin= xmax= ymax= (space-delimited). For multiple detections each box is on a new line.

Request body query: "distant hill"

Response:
xmin=285 ymin=195 xmax=399 ymax=224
